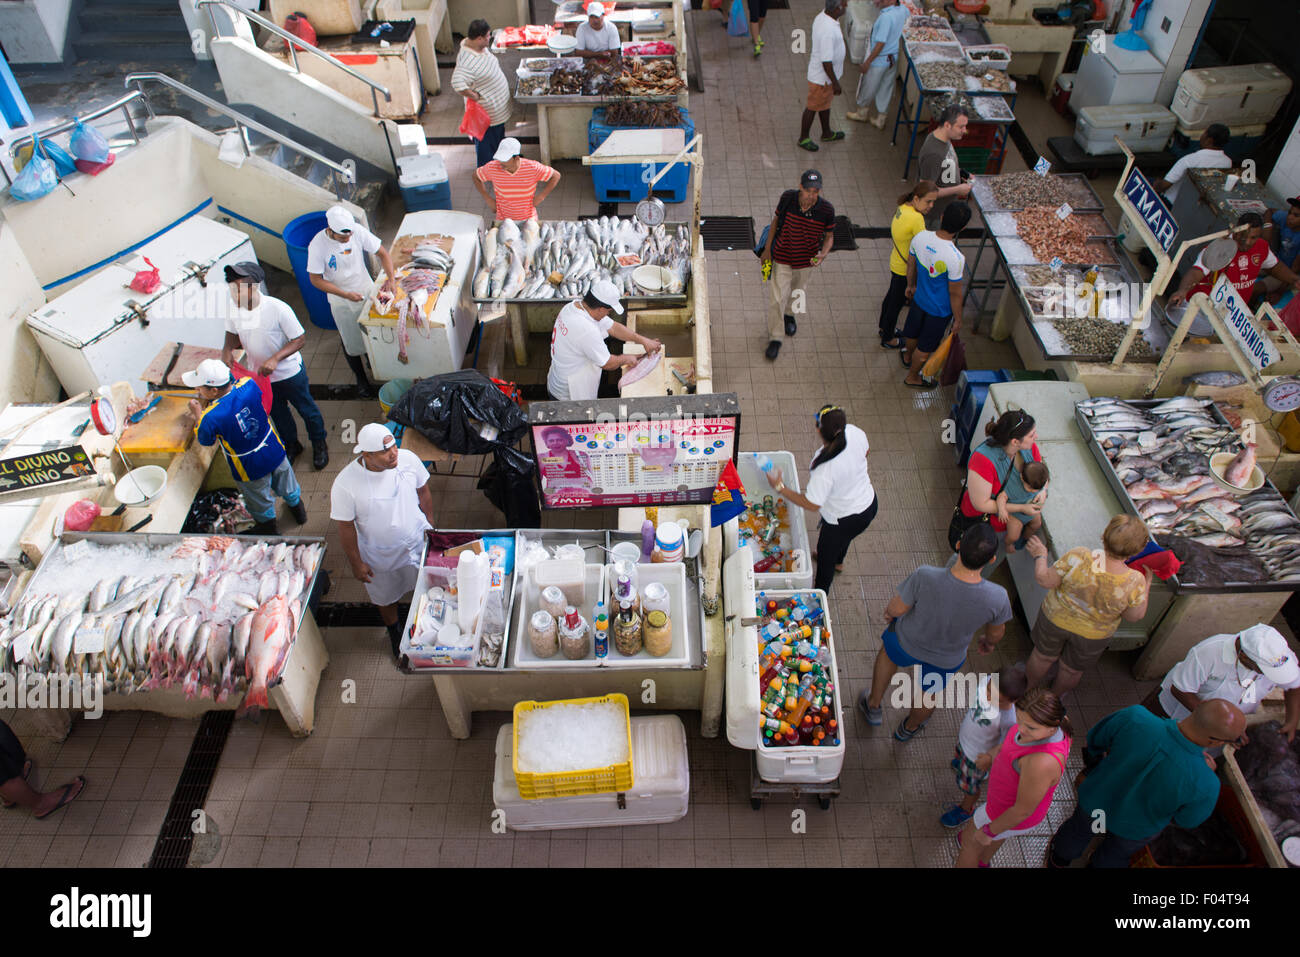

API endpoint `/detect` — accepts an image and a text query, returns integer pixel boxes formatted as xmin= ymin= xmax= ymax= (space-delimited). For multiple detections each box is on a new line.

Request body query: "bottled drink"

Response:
xmin=799 ymin=715 xmax=815 ymax=744
xmin=755 ymin=453 xmax=774 ymax=474
xmin=593 ymin=601 xmax=609 ymax=659
xmin=784 ymin=674 xmax=818 ymax=726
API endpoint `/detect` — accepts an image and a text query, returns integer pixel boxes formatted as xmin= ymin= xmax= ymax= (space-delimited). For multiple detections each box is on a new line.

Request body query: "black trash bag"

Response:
xmin=182 ymin=488 xmax=253 ymax=534
xmin=387 ymin=370 xmax=528 ymax=455
xmin=479 ymin=447 xmax=541 ymax=528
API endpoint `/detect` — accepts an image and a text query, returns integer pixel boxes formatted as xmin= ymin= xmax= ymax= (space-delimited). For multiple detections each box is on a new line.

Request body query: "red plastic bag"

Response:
xmin=64 ymin=499 xmax=101 ymax=532
xmin=283 ymin=13 xmax=316 ymax=52
xmin=130 ymin=257 xmax=161 ymax=294
xmin=1279 ymin=294 xmax=1300 ymax=339
xmin=459 ymin=97 xmax=491 ymax=142
xmin=230 ymin=361 xmax=274 ymax=413
xmin=75 ymin=152 xmax=116 ymax=176
xmin=491 ymin=377 xmax=523 ymax=407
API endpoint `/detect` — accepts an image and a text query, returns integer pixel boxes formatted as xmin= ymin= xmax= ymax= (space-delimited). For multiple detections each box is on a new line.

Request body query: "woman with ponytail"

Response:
xmin=956 ymin=687 xmax=1071 ymax=868
xmin=880 ymin=180 xmax=938 ymax=348
xmin=949 ymin=408 xmax=1045 ymax=554
xmin=765 ymin=405 xmax=877 ymax=593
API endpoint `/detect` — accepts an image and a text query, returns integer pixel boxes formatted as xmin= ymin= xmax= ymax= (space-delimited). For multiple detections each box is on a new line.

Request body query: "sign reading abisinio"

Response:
xmin=0 ymin=446 xmax=94 ymax=492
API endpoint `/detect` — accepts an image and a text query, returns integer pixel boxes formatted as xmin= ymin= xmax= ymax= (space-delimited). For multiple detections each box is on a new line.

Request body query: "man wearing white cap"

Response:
xmin=185 ymin=358 xmax=306 ymax=535
xmin=472 ymin=137 xmax=560 ymax=224
xmin=547 ymin=278 xmax=662 ymax=401
xmin=330 ymin=423 xmax=435 ymax=654
xmin=1147 ymin=624 xmax=1300 ymax=741
xmin=306 ymin=205 xmax=395 ymax=397
xmin=575 ymin=3 xmax=621 ymax=58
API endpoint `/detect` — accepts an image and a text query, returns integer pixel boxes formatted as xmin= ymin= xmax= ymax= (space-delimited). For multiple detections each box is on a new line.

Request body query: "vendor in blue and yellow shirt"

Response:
xmin=184 ymin=358 xmax=306 ymax=535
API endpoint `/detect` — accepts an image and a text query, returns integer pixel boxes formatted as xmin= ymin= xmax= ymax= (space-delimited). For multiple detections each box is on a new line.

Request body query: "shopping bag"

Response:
xmin=728 ymin=0 xmax=748 ymax=35
xmin=229 ymin=361 xmax=274 ymax=412
xmin=940 ymin=330 xmax=966 ymax=386
xmin=753 ymin=223 xmax=770 ymax=257
xmin=459 ymin=97 xmax=491 ymax=142
xmin=41 ymin=138 xmax=79 ymax=178
xmin=10 ymin=143 xmax=57 ymax=202
xmin=921 ymin=329 xmax=954 ymax=378
xmin=69 ymin=117 xmax=109 ymax=164
xmin=1278 ymin=292 xmax=1300 ymax=339
xmin=130 ymin=257 xmax=162 ymax=294
xmin=75 ymin=152 xmax=116 ymax=176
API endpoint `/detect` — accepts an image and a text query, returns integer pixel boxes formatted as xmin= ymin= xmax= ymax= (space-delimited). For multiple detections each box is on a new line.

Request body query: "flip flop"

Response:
xmin=881 ymin=337 xmax=903 ymax=349
xmin=33 ymin=775 xmax=85 ymax=820
xmin=904 ymin=376 xmax=938 ymax=390
xmin=899 ymin=349 xmax=911 ymax=368
xmin=1 ymin=757 xmax=33 ymax=808
xmin=797 ymin=138 xmax=820 ymax=152
xmin=821 ymin=131 xmax=845 ymax=142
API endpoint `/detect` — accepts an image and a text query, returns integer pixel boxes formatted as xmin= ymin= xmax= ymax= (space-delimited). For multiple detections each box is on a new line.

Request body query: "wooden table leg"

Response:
xmin=509 ymin=304 xmax=529 ymax=367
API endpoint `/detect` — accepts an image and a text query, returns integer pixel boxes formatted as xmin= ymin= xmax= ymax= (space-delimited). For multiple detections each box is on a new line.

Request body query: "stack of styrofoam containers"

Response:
xmin=1171 ymin=64 xmax=1292 ymax=141
xmin=722 ymin=451 xmax=813 ymax=590
xmin=491 ymin=715 xmax=690 ymax=830
xmin=397 ymin=152 xmax=450 ymax=212
xmin=723 ymin=551 xmax=845 ymax=784
xmin=396 ymin=124 xmax=429 ymax=157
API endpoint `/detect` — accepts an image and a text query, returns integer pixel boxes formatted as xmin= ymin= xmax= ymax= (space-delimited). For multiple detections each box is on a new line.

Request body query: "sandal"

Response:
xmin=881 ymin=337 xmax=903 ymax=349
xmin=821 ymin=130 xmax=845 ymax=142
xmin=904 ymin=376 xmax=938 ymax=390
xmin=893 ymin=716 xmax=928 ymax=741
xmin=899 ymin=349 xmax=911 ymax=368
xmin=34 ymin=775 xmax=85 ymax=820
xmin=797 ymin=138 xmax=820 ymax=152
xmin=1 ymin=757 xmax=33 ymax=808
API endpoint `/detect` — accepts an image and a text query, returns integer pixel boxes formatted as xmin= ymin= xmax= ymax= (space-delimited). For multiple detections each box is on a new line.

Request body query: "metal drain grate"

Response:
xmin=311 ymin=600 xmax=409 ymax=628
xmin=700 ymin=216 xmax=755 ymax=250
xmin=148 ymin=710 xmax=235 ymax=868
xmin=830 ymin=216 xmax=858 ymax=251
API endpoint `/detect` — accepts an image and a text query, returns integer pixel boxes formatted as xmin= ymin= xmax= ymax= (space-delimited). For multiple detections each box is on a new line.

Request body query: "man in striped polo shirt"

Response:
xmin=472 ymin=138 xmax=562 ymax=224
xmin=451 ymin=19 xmax=514 ymax=169
xmin=759 ymin=169 xmax=836 ymax=360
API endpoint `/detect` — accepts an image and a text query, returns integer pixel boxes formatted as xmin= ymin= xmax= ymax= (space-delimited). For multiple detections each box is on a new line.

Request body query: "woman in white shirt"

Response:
xmin=766 ymin=404 xmax=877 ymax=593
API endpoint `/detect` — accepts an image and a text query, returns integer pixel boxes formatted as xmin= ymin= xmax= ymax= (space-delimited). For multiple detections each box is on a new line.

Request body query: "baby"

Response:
xmin=998 ymin=459 xmax=1049 ymax=552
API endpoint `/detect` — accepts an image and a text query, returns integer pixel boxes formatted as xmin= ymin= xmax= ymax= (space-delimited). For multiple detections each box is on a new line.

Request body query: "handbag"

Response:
xmin=941 ymin=329 xmax=966 ymax=386
xmin=946 ymin=444 xmax=1017 ymax=550
xmin=753 ymin=190 xmax=796 ymax=257
xmin=728 ymin=0 xmax=749 ymax=36
xmin=459 ymin=97 xmax=491 ymax=141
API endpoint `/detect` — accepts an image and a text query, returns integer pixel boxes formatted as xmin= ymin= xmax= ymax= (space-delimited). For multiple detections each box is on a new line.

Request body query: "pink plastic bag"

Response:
xmin=459 ymin=97 xmax=491 ymax=142
xmin=64 ymin=499 xmax=101 ymax=532
xmin=130 ymin=256 xmax=161 ymax=294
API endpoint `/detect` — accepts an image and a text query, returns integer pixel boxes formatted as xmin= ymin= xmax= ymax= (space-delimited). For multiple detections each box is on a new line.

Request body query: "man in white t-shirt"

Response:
xmin=1151 ymin=124 xmax=1232 ymax=206
xmin=575 ymin=2 xmax=621 ymax=57
xmin=221 ymin=262 xmax=329 ymax=470
xmin=330 ymin=423 xmax=435 ymax=655
xmin=546 ymin=279 xmax=662 ymax=401
xmin=798 ymin=0 xmax=847 ymax=152
xmin=307 ymin=205 xmax=395 ymax=397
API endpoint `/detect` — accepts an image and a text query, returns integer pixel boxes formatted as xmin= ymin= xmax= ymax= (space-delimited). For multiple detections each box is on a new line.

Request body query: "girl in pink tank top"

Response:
xmin=956 ymin=688 xmax=1071 ymax=868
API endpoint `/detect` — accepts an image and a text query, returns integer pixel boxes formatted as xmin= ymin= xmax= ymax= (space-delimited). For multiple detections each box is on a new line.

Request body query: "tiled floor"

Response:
xmin=3 ymin=2 xmax=1267 ymax=868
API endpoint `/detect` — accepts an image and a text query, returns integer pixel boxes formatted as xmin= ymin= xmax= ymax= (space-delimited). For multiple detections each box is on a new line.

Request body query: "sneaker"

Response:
xmin=845 ymin=110 xmax=870 ymax=123
xmin=289 ymin=500 xmax=308 ymax=525
xmin=941 ymin=804 xmax=974 ymax=829
xmin=950 ymin=756 xmax=961 ymax=772
xmin=893 ymin=716 xmax=927 ymax=741
xmin=820 ymin=130 xmax=845 ymax=142
xmin=753 ymin=41 xmax=763 ymax=56
xmin=284 ymin=441 xmax=304 ymax=464
xmin=857 ymin=690 xmax=883 ymax=726
xmin=764 ymin=340 xmax=782 ymax=360
xmin=870 ymin=112 xmax=889 ymax=130
xmin=797 ymin=138 xmax=819 ymax=152
xmin=312 ymin=441 xmax=329 ymax=471
xmin=784 ymin=315 xmax=797 ymax=336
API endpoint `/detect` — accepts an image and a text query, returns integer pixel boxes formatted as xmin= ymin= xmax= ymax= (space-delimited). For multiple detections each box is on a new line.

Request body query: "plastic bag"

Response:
xmin=728 ymin=0 xmax=748 ymax=36
xmin=130 ymin=256 xmax=162 ymax=294
xmin=388 ymin=370 xmax=528 ymax=455
xmin=283 ymin=12 xmax=317 ymax=52
xmin=69 ymin=118 xmax=109 ymax=164
xmin=75 ymin=152 xmax=116 ymax=176
xmin=228 ymin=360 xmax=274 ymax=412
xmin=11 ymin=141 xmax=58 ymax=201
xmin=63 ymin=500 xmax=102 ymax=532
xmin=459 ymin=97 xmax=491 ymax=142
xmin=41 ymin=139 xmax=78 ymax=178
xmin=921 ymin=329 xmax=954 ymax=378
xmin=940 ymin=330 xmax=966 ymax=386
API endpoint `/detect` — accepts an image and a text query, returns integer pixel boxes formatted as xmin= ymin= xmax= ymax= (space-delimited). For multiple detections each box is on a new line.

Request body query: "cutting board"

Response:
xmin=390 ymin=233 xmax=454 ymax=270
xmin=119 ymin=396 xmax=196 ymax=456
xmin=141 ymin=343 xmax=225 ymax=389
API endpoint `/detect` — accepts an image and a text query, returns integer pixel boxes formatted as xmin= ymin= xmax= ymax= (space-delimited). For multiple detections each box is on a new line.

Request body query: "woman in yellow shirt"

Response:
xmin=1024 ymin=515 xmax=1154 ymax=696
xmin=881 ymin=180 xmax=937 ymax=348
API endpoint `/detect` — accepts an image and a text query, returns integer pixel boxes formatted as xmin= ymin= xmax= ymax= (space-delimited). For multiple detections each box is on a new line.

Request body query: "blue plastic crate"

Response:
xmin=955 ymin=369 xmax=1009 ymax=411
xmin=588 ymin=108 xmax=694 ymax=204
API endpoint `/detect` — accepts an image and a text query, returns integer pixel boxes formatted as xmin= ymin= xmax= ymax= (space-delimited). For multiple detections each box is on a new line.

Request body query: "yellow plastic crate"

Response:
xmin=512 ymin=694 xmax=634 ymax=800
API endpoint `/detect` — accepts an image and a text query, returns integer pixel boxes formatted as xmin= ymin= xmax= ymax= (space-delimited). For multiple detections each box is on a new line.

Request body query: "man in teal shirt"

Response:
xmin=1047 ymin=700 xmax=1244 ymax=868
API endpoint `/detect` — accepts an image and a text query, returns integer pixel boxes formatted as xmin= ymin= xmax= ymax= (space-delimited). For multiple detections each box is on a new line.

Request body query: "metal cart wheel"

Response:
xmin=818 ymin=796 xmax=832 ymax=811
xmin=750 ymin=798 xmax=762 ymax=811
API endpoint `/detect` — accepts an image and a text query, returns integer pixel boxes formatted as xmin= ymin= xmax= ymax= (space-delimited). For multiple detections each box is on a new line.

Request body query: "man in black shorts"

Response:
xmin=902 ymin=202 xmax=970 ymax=390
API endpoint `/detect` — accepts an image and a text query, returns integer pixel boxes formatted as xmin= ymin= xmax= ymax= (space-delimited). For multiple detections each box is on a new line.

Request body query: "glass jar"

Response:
xmin=611 ymin=600 xmax=643 ymax=656
xmin=642 ymin=581 xmax=669 ymax=618
xmin=644 ymin=609 xmax=672 ymax=657
xmin=528 ymin=609 xmax=559 ymax=658
xmin=558 ymin=606 xmax=591 ymax=660
xmin=539 ymin=585 xmax=567 ymax=620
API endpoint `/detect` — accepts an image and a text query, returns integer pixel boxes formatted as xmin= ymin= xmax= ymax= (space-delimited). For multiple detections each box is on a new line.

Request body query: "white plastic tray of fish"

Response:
xmin=0 ymin=533 xmax=325 ymax=703
xmin=1076 ymin=397 xmax=1300 ymax=589
xmin=471 ymin=216 xmax=692 ymax=303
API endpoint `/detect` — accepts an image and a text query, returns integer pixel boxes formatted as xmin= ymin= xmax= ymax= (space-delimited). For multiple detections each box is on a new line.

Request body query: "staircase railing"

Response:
xmin=125 ymin=72 xmax=356 ymax=198
xmin=1 ymin=90 xmax=146 ymax=187
xmin=195 ymin=0 xmax=392 ymax=117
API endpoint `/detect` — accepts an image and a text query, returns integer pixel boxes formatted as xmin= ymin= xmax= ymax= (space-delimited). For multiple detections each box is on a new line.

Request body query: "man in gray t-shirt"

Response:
xmin=858 ymin=524 xmax=1012 ymax=741
xmin=917 ymin=105 xmax=974 ymax=228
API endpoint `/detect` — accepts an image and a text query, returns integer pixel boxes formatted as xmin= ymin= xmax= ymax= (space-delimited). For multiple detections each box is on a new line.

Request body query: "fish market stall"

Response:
xmin=0 ymin=532 xmax=330 ymax=738
xmin=1169 ymin=167 xmax=1276 ymax=266
xmin=358 ymin=209 xmax=483 ymax=382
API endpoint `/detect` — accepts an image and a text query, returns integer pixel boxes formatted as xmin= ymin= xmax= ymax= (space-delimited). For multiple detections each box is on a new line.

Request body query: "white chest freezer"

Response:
xmin=723 ymin=550 xmax=846 ymax=784
xmin=1171 ymin=64 xmax=1292 ymax=131
xmin=1074 ymin=103 xmax=1176 ymax=155
xmin=361 ymin=209 xmax=483 ymax=382
xmin=491 ymin=714 xmax=689 ymax=830
xmin=25 ymin=216 xmax=254 ymax=396
xmin=722 ymin=451 xmax=813 ymax=591
xmin=1070 ymin=42 xmax=1164 ymax=112
xmin=844 ymin=0 xmax=879 ymax=62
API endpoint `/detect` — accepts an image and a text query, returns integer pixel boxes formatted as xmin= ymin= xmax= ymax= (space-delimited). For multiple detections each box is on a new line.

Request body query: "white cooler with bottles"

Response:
xmin=722 ymin=451 xmax=814 ymax=591
xmin=491 ymin=714 xmax=690 ymax=830
xmin=723 ymin=550 xmax=846 ymax=783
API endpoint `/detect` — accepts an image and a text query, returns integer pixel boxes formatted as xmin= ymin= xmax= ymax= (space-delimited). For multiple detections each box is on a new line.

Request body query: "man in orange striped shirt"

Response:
xmin=472 ymin=137 xmax=561 ymax=223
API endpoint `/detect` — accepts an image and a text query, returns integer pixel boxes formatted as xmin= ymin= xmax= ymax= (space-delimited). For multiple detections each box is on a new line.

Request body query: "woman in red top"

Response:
xmin=956 ymin=687 xmax=1071 ymax=868
xmin=954 ymin=410 xmax=1044 ymax=550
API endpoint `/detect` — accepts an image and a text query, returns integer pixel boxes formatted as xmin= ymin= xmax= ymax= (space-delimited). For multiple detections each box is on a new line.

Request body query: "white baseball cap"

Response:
xmin=326 ymin=205 xmax=356 ymax=234
xmin=494 ymin=137 xmax=522 ymax=162
xmin=588 ymin=2 xmax=605 ymax=16
xmin=588 ymin=278 xmax=624 ymax=314
xmin=1239 ymin=624 xmax=1300 ymax=684
xmin=182 ymin=358 xmax=233 ymax=389
xmin=354 ymin=422 xmax=397 ymax=454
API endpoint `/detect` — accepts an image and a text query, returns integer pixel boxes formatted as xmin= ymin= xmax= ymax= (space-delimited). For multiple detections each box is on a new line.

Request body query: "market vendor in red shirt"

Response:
xmin=1167 ymin=212 xmax=1300 ymax=309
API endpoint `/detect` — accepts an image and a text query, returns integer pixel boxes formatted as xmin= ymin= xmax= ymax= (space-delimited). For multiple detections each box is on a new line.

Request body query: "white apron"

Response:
xmin=327 ymin=291 xmax=369 ymax=357
xmin=355 ymin=464 xmax=430 ymax=607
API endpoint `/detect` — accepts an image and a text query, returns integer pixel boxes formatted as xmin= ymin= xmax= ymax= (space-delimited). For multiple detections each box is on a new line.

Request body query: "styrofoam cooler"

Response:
xmin=1073 ymin=103 xmax=1176 ymax=156
xmin=1171 ymin=64 xmax=1291 ymax=131
xmin=491 ymin=715 xmax=689 ymax=830
xmin=722 ymin=451 xmax=813 ymax=590
xmin=844 ymin=0 xmax=878 ymax=62
xmin=723 ymin=551 xmax=845 ymax=784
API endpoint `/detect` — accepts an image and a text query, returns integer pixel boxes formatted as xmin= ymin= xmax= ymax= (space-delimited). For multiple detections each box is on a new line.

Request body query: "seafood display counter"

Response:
xmin=0 ymin=532 xmax=330 ymax=739
xmin=398 ymin=527 xmax=710 ymax=739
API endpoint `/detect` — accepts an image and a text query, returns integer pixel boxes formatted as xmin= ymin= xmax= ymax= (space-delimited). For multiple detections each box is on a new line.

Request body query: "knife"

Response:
xmin=159 ymin=342 xmax=185 ymax=387
xmin=126 ymin=515 xmax=153 ymax=533
xmin=127 ymin=394 xmax=163 ymax=424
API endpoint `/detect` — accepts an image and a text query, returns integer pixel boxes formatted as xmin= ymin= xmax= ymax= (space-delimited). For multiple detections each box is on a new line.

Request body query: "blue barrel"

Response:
xmin=283 ymin=211 xmax=335 ymax=330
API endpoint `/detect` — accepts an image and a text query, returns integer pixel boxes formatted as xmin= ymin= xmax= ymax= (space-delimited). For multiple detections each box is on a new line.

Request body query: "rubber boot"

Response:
xmin=386 ymin=621 xmax=403 ymax=658
xmin=249 ymin=518 xmax=279 ymax=536
xmin=345 ymin=353 xmax=376 ymax=398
